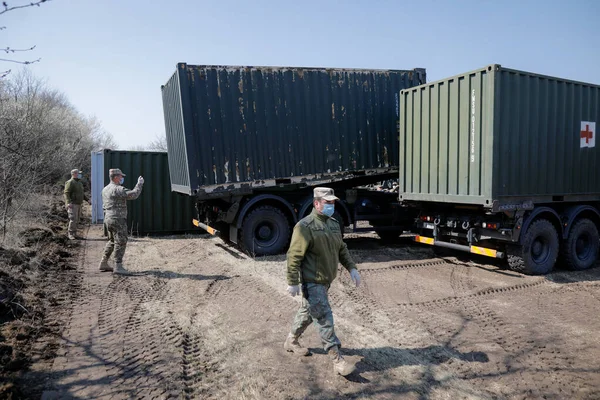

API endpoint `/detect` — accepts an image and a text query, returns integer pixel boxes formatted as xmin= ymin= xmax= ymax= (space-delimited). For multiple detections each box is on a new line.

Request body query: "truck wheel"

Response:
xmin=561 ymin=218 xmax=599 ymax=271
xmin=241 ymin=205 xmax=291 ymax=256
xmin=507 ymin=219 xmax=559 ymax=275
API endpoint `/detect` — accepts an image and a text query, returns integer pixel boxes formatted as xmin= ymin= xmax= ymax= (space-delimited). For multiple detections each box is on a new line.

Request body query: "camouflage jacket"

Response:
xmin=286 ymin=208 xmax=357 ymax=286
xmin=102 ymin=181 xmax=143 ymax=220
xmin=64 ymin=178 xmax=84 ymax=206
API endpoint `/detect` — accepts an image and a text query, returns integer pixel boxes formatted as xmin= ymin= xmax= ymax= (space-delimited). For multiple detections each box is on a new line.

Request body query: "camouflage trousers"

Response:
xmin=290 ymin=283 xmax=341 ymax=352
xmin=67 ymin=204 xmax=81 ymax=235
xmin=103 ymin=218 xmax=128 ymax=263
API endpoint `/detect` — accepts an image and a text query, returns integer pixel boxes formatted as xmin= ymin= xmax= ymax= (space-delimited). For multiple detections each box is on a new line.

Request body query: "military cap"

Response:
xmin=109 ymin=168 xmax=126 ymax=177
xmin=71 ymin=169 xmax=82 ymax=175
xmin=313 ymin=187 xmax=339 ymax=201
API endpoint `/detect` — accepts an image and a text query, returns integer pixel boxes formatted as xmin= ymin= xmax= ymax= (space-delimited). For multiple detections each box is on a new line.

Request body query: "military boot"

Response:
xmin=113 ymin=263 xmax=132 ymax=275
xmin=328 ymin=346 xmax=355 ymax=376
xmin=284 ymin=333 xmax=310 ymax=356
xmin=98 ymin=258 xmax=112 ymax=272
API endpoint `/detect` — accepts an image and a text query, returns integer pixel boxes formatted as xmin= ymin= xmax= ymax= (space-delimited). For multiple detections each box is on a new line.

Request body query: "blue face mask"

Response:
xmin=119 ymin=177 xmax=125 ymax=185
xmin=77 ymin=173 xmax=82 ymax=179
xmin=322 ymin=203 xmax=335 ymax=217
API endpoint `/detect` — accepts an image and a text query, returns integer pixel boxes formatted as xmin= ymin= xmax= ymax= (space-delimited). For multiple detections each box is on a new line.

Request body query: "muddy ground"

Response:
xmin=15 ymin=223 xmax=600 ymax=399
xmin=0 ymin=195 xmax=83 ymax=400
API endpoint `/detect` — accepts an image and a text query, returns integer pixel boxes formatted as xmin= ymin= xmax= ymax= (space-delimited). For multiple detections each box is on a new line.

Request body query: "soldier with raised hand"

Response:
xmin=284 ymin=187 xmax=362 ymax=377
xmin=64 ymin=169 xmax=84 ymax=240
xmin=98 ymin=168 xmax=144 ymax=275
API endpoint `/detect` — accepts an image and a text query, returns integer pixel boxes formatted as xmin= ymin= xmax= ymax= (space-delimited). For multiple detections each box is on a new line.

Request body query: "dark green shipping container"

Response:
xmin=92 ymin=150 xmax=196 ymax=235
xmin=399 ymin=64 xmax=600 ymax=209
xmin=162 ymin=63 xmax=426 ymax=197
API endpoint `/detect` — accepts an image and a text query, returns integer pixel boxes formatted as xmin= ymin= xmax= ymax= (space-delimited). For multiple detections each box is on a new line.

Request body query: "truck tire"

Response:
xmin=507 ymin=218 xmax=559 ymax=275
xmin=241 ymin=205 xmax=291 ymax=256
xmin=561 ymin=218 xmax=599 ymax=271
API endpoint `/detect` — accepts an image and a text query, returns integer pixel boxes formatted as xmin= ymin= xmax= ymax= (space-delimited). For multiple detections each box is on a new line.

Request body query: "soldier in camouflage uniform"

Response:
xmin=64 ymin=169 xmax=84 ymax=240
xmin=98 ymin=168 xmax=144 ymax=275
xmin=284 ymin=187 xmax=362 ymax=377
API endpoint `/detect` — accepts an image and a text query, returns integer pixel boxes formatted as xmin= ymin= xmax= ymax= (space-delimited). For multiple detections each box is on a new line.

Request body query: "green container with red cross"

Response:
xmin=399 ymin=64 xmax=600 ymax=208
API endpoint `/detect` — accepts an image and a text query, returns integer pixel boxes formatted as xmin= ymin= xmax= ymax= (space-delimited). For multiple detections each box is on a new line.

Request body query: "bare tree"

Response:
xmin=87 ymin=116 xmax=117 ymax=151
xmin=147 ymin=133 xmax=168 ymax=152
xmin=128 ymin=144 xmax=148 ymax=151
xmin=0 ymin=0 xmax=51 ymax=77
xmin=0 ymin=70 xmax=112 ymax=240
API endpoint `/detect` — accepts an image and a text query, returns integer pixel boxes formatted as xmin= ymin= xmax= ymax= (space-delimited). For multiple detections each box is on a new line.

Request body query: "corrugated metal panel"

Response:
xmin=162 ymin=63 xmax=426 ymax=196
xmin=93 ymin=150 xmax=196 ymax=235
xmin=161 ymin=71 xmax=192 ymax=195
xmin=400 ymin=64 xmax=600 ymax=207
xmin=91 ymin=150 xmax=104 ymax=223
xmin=493 ymin=67 xmax=600 ymax=199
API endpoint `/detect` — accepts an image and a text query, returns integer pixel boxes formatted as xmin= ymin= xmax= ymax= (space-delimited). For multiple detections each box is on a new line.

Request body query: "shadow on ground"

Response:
xmin=119 ymin=270 xmax=234 ymax=281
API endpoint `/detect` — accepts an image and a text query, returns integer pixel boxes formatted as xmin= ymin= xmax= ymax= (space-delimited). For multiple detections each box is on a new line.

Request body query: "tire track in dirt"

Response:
xmin=98 ymin=275 xmax=181 ymax=398
xmin=326 ymin=267 xmax=501 ymax=400
xmin=329 ymin=270 xmax=459 ymax=363
xmin=358 ymin=259 xmax=452 ymax=274
xmin=176 ymin=272 xmax=306 ymax=399
xmin=449 ymin=264 xmax=475 ymax=296
xmin=181 ymin=308 xmax=204 ymax=400
xmin=343 ymin=256 xmax=600 ymax=398
xmin=179 ymin=275 xmax=231 ymax=399
xmin=330 ymin=259 xmax=470 ymax=335
xmin=329 ymin=259 xmax=571 ymax=396
xmin=393 ymin=264 xmax=553 ymax=397
xmin=432 ymin=265 xmax=596 ymax=398
xmin=398 ymin=278 xmax=546 ymax=309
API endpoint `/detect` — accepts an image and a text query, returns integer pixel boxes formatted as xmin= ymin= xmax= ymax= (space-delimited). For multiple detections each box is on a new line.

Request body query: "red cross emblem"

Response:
xmin=581 ymin=124 xmax=593 ymax=144
xmin=580 ymin=121 xmax=596 ymax=148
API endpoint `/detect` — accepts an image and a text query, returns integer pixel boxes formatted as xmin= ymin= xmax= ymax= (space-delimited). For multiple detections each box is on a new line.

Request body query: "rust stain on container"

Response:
xmin=224 ymin=160 xmax=230 ymax=183
xmin=382 ymin=146 xmax=389 ymax=167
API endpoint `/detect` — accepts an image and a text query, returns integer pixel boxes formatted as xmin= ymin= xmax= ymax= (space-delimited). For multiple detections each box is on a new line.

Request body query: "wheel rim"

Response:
xmin=575 ymin=232 xmax=592 ymax=261
xmin=254 ymin=220 xmax=278 ymax=247
xmin=531 ymin=236 xmax=550 ymax=264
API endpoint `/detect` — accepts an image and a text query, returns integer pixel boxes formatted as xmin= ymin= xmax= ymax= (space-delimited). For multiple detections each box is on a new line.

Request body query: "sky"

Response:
xmin=3 ymin=0 xmax=599 ymax=150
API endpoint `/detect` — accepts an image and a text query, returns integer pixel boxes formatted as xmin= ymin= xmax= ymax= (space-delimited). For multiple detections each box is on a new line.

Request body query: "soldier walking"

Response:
xmin=284 ymin=187 xmax=362 ymax=376
xmin=64 ymin=169 xmax=84 ymax=240
xmin=99 ymin=168 xmax=144 ymax=275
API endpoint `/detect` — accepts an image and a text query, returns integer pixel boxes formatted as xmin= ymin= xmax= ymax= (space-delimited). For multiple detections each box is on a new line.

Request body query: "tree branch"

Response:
xmin=0 ymin=57 xmax=40 ymax=64
xmin=0 ymin=0 xmax=50 ymax=16
xmin=1 ymin=45 xmax=36 ymax=53
xmin=0 ymin=69 xmax=10 ymax=78
xmin=0 ymin=142 xmax=26 ymax=158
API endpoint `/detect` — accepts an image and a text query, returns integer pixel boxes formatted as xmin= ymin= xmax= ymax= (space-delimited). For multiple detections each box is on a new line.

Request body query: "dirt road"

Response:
xmin=36 ymin=225 xmax=600 ymax=399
